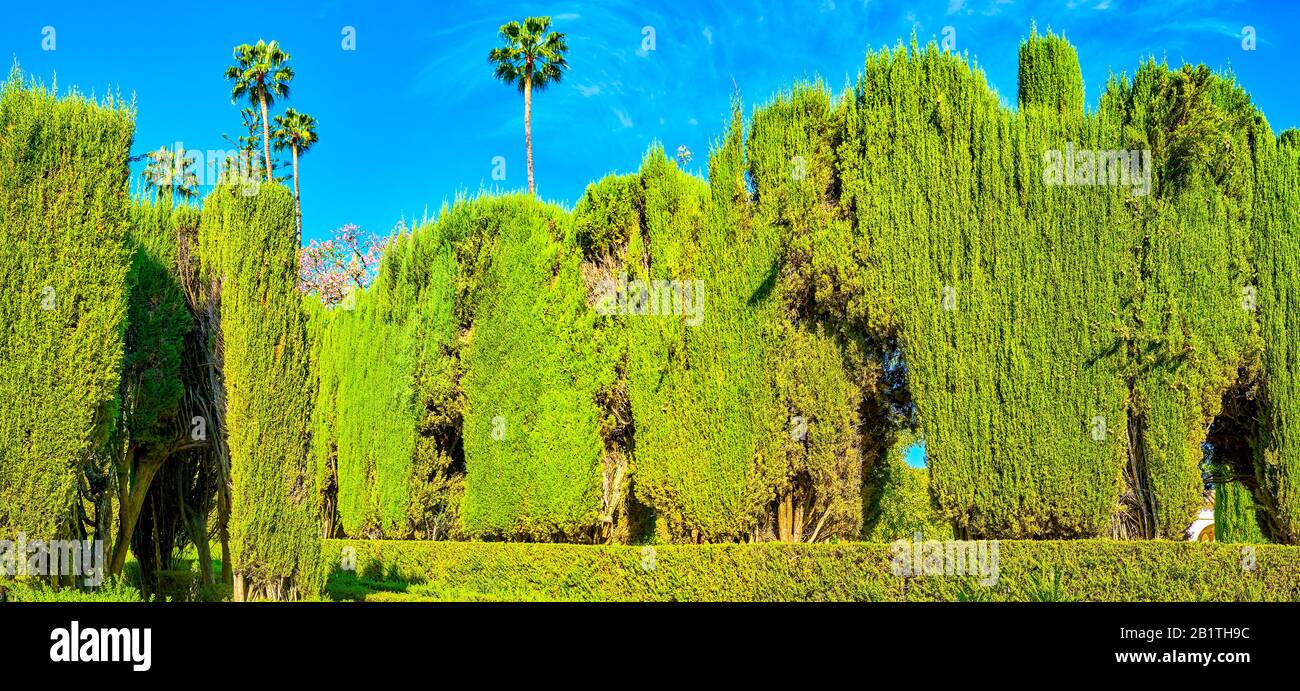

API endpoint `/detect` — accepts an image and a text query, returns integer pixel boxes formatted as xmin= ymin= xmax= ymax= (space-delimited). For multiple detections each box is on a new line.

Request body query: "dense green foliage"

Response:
xmin=0 ymin=71 xmax=133 ymax=540
xmin=589 ymin=130 xmax=789 ymax=543
xmin=201 ymin=184 xmax=322 ymax=598
xmin=8 ymin=26 xmax=1300 ymax=606
xmin=324 ymin=538 xmax=1300 ymax=601
xmin=841 ymin=37 xmax=1280 ymax=540
xmin=1 ymin=577 xmax=143 ymax=602
xmin=307 ymin=34 xmax=1300 ymax=546
xmin=313 ymin=196 xmax=616 ymax=541
xmin=120 ymin=200 xmax=192 ymax=451
xmin=111 ymin=198 xmax=199 ymax=586
xmin=1253 ymin=134 xmax=1300 ymax=542
xmin=863 ymin=435 xmax=953 ymax=541
xmin=1216 ymin=480 xmax=1268 ymax=544
xmin=1018 ymin=26 xmax=1085 ymax=115
xmin=459 ymin=198 xmax=615 ymax=540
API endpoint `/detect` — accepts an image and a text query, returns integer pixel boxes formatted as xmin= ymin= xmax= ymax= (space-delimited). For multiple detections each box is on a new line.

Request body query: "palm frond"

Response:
xmin=488 ymin=17 xmax=568 ymax=92
xmin=523 ymin=16 xmax=551 ymax=36
xmin=225 ymin=38 xmax=294 ymax=108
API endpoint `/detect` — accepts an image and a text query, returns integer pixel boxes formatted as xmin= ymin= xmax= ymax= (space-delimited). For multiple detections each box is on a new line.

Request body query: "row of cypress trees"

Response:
xmin=0 ymin=67 xmax=323 ymax=598
xmin=3 ymin=27 xmax=1299 ymax=603
xmin=310 ymin=30 xmax=1300 ymax=545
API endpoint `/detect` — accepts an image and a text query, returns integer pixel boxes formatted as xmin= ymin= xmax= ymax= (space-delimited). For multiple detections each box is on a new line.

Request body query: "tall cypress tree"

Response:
xmin=311 ymin=218 xmax=462 ymax=539
xmin=0 ymin=69 xmax=133 ymax=544
xmin=1253 ymin=134 xmax=1300 ymax=542
xmin=201 ymin=184 xmax=321 ymax=600
xmin=460 ymin=197 xmax=613 ymax=540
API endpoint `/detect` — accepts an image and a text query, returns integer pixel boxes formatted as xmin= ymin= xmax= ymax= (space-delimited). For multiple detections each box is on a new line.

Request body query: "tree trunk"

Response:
xmin=108 ymin=449 xmax=168 ymax=577
xmin=177 ymin=473 xmax=214 ymax=588
xmin=96 ymin=480 xmax=113 ymax=576
xmin=260 ymin=95 xmax=273 ymax=182
xmin=320 ymin=454 xmax=338 ymax=539
xmin=1125 ymin=407 xmax=1157 ymax=539
xmin=808 ymin=508 xmax=832 ymax=544
xmin=524 ymin=75 xmax=535 ymax=195
xmin=776 ymin=492 xmax=791 ymax=542
xmin=218 ymin=478 xmax=232 ymax=588
xmin=292 ymin=145 xmax=301 ymax=241
xmin=793 ymin=491 xmax=806 ymax=542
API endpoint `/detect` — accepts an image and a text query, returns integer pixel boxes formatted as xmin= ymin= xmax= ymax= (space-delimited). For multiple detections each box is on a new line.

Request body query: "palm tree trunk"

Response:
xmin=260 ymin=95 xmax=273 ymax=182
xmin=292 ymin=145 xmax=301 ymax=241
xmin=524 ymin=75 xmax=535 ymax=195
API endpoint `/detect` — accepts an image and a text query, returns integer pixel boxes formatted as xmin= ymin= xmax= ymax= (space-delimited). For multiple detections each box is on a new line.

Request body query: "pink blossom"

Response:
xmin=298 ymin=223 xmax=390 ymax=307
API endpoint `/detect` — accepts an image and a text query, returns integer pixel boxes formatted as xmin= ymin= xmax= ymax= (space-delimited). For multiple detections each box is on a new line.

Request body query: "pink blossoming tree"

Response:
xmin=299 ymin=223 xmax=389 ymax=307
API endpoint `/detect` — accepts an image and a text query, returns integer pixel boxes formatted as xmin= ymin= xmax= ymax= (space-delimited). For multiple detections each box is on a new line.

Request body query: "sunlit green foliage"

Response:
xmin=835 ymin=35 xmax=1281 ymax=540
xmin=863 ymin=434 xmax=953 ymax=542
xmin=112 ymin=197 xmax=196 ymax=585
xmin=616 ymin=127 xmax=785 ymax=542
xmin=841 ymin=38 xmax=1131 ymax=538
xmin=1215 ymin=480 xmax=1268 ymax=544
xmin=120 ymin=198 xmax=192 ymax=454
xmin=1102 ymin=61 xmax=1265 ymax=537
xmin=1253 ymin=134 xmax=1300 ymax=543
xmin=460 ymin=197 xmax=615 ymax=540
xmin=311 ymin=216 xmax=461 ymax=538
xmin=576 ymin=134 xmax=791 ymax=543
xmin=14 ymin=28 xmax=1300 ymax=563
xmin=201 ymin=184 xmax=321 ymax=598
xmin=0 ymin=70 xmax=133 ymax=540
xmin=324 ymin=538 xmax=1300 ymax=602
xmin=1018 ymin=25 xmax=1084 ymax=115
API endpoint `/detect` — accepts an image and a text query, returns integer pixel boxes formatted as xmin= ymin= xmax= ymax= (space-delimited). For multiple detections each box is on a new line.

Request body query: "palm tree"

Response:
xmin=225 ymin=40 xmax=294 ymax=182
xmin=488 ymin=16 xmax=568 ymax=195
xmin=272 ymin=108 xmax=319 ymax=239
xmin=142 ymin=145 xmax=199 ymax=201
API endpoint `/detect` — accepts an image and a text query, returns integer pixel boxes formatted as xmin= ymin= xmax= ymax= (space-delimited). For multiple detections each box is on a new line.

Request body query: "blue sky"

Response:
xmin=4 ymin=0 xmax=1296 ymax=247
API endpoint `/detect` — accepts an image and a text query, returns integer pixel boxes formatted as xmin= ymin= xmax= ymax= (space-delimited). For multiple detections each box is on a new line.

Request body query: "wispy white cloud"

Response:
xmin=702 ymin=26 xmax=714 ymax=45
xmin=614 ymin=109 xmax=634 ymax=128
xmin=1064 ymin=0 xmax=1114 ymax=9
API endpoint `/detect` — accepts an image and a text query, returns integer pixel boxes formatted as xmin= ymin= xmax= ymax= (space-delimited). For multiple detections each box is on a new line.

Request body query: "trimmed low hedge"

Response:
xmin=323 ymin=539 xmax=1300 ymax=602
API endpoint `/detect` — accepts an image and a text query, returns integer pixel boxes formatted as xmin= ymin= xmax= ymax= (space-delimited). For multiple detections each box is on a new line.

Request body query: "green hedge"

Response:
xmin=0 ymin=69 xmax=133 ymax=540
xmin=619 ymin=123 xmax=785 ymax=542
xmin=1018 ymin=26 xmax=1085 ymax=115
xmin=299 ymin=34 xmax=1300 ymax=546
xmin=1254 ymin=135 xmax=1300 ymax=542
xmin=460 ymin=197 xmax=612 ymax=540
xmin=202 ymin=184 xmax=322 ymax=599
xmin=310 ymin=226 xmax=459 ymax=537
xmin=840 ymin=38 xmax=1276 ymax=539
xmin=323 ymin=538 xmax=1300 ymax=602
xmin=0 ymin=577 xmax=144 ymax=603
xmin=1216 ymin=481 xmax=1268 ymax=544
